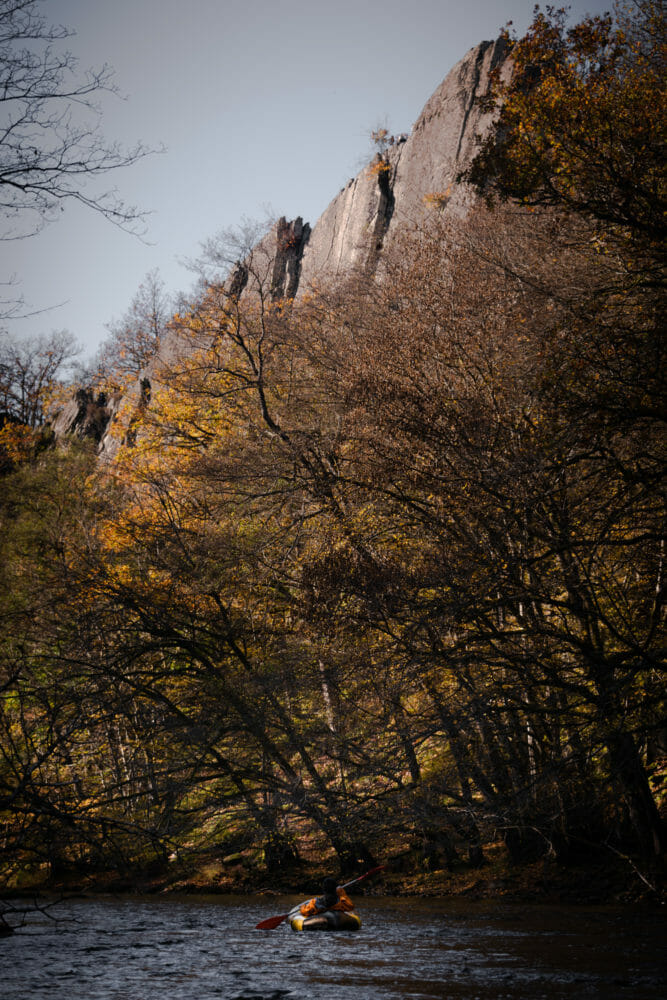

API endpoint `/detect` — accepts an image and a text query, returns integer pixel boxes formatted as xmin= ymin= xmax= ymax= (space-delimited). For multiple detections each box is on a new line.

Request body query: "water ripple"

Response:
xmin=1 ymin=895 xmax=665 ymax=1000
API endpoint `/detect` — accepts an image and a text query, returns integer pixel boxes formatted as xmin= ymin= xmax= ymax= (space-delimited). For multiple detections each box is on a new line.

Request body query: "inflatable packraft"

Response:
xmin=289 ymin=910 xmax=362 ymax=932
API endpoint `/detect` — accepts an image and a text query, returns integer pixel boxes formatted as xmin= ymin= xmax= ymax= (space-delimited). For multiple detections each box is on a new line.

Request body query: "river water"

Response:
xmin=1 ymin=894 xmax=665 ymax=999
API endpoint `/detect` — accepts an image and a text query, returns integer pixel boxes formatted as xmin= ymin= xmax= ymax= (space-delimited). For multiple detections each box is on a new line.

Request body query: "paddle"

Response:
xmin=255 ymin=865 xmax=385 ymax=929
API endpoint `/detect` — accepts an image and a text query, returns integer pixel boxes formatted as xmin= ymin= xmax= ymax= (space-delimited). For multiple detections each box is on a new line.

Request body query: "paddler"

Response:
xmin=295 ymin=876 xmax=355 ymax=918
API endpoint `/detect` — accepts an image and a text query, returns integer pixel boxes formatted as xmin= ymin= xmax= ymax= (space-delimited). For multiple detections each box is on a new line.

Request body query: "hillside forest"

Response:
xmin=0 ymin=2 xmax=665 ymax=901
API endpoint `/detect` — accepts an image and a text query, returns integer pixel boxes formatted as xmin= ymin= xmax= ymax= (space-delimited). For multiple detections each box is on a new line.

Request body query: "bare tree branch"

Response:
xmin=0 ymin=0 xmax=155 ymax=240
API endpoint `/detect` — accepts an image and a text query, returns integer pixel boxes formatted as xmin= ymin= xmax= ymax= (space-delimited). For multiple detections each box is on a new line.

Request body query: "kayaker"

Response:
xmin=297 ymin=876 xmax=355 ymax=917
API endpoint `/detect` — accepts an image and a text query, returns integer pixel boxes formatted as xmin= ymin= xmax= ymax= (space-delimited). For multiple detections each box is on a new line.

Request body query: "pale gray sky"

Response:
xmin=3 ymin=0 xmax=613 ymax=358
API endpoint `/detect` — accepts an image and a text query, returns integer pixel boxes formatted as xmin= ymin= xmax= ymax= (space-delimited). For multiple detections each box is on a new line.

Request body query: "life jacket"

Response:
xmin=299 ymin=886 xmax=354 ymax=916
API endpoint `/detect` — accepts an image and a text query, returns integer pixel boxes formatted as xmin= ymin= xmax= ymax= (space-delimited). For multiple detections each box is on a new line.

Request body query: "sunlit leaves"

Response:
xmin=466 ymin=2 xmax=666 ymax=256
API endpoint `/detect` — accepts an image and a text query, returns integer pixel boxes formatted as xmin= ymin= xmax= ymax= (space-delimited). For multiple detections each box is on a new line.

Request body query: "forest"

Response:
xmin=0 ymin=2 xmax=665 ymax=902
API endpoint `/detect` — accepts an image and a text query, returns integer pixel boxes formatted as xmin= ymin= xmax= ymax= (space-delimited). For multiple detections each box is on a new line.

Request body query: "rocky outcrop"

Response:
xmin=95 ymin=376 xmax=151 ymax=461
xmin=297 ymin=37 xmax=508 ymax=292
xmin=202 ymin=38 xmax=509 ymax=309
xmin=387 ymin=36 xmax=508 ymax=223
xmin=65 ymin=38 xmax=508 ymax=458
xmin=295 ymin=151 xmax=402 ymax=290
xmin=271 ymin=216 xmax=311 ymax=300
xmin=210 ymin=38 xmax=508 ymax=309
xmin=49 ymin=388 xmax=120 ymax=444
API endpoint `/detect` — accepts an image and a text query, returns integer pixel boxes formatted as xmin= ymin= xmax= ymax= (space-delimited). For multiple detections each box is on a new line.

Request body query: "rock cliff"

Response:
xmin=51 ymin=37 xmax=508 ymax=455
xmin=296 ymin=37 xmax=508 ymax=292
xmin=49 ymin=388 xmax=121 ymax=443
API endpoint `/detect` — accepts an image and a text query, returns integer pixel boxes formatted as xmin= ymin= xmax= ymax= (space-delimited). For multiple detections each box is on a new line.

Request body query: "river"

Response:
xmin=1 ymin=894 xmax=665 ymax=999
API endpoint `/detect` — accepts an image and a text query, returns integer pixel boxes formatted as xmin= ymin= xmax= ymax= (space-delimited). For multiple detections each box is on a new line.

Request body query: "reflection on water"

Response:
xmin=1 ymin=894 xmax=665 ymax=999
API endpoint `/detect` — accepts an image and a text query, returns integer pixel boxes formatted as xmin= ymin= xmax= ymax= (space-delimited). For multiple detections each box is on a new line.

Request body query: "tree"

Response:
xmin=2 ymin=1 xmax=664 ymax=891
xmin=458 ymin=4 xmax=665 ymax=878
xmin=0 ymin=328 xmax=79 ymax=469
xmin=465 ymin=2 xmax=666 ymax=266
xmin=304 ymin=199 xmax=665 ymax=876
xmin=0 ymin=442 xmax=217 ymax=892
xmin=0 ymin=328 xmax=78 ymax=427
xmin=94 ymin=270 xmax=172 ymax=383
xmin=84 ymin=274 xmax=386 ymax=873
xmin=0 ymin=0 xmax=150 ymax=241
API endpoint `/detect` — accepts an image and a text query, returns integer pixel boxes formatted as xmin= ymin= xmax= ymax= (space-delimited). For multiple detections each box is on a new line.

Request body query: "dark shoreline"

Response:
xmin=5 ymin=850 xmax=662 ymax=908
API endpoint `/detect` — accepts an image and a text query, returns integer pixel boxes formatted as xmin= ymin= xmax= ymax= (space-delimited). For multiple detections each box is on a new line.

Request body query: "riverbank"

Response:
xmin=9 ymin=840 xmax=662 ymax=908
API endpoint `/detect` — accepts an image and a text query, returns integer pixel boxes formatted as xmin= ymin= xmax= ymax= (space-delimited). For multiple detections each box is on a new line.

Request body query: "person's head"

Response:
xmin=322 ymin=877 xmax=338 ymax=902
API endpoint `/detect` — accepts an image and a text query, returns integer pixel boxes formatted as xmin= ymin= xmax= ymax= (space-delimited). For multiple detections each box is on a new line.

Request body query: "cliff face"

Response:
xmin=217 ymin=36 xmax=510 ymax=303
xmin=53 ymin=38 xmax=507 ymax=456
xmin=296 ymin=37 xmax=508 ymax=292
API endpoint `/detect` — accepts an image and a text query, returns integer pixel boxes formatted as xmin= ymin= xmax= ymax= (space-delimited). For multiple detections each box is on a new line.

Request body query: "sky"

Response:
xmin=3 ymin=0 xmax=614 ymax=359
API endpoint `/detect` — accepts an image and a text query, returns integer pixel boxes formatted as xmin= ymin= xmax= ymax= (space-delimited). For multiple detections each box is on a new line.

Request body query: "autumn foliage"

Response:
xmin=466 ymin=2 xmax=666 ymax=248
xmin=0 ymin=3 xmax=665 ymax=897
